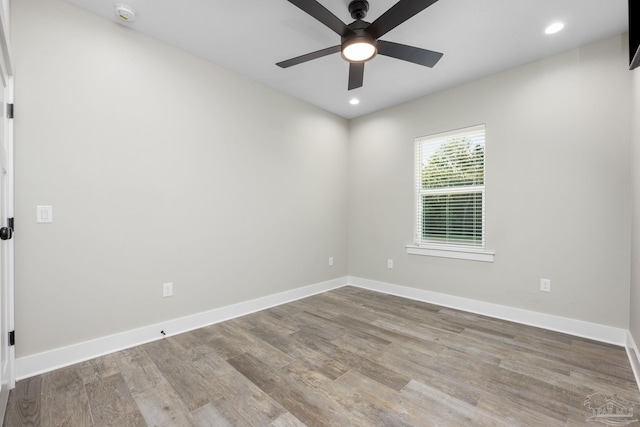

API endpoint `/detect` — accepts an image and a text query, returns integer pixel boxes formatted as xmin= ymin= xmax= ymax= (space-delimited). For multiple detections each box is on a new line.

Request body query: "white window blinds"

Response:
xmin=414 ymin=125 xmax=486 ymax=248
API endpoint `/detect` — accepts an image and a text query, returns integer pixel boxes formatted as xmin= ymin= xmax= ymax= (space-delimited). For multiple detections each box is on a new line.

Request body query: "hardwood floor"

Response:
xmin=4 ymin=286 xmax=639 ymax=426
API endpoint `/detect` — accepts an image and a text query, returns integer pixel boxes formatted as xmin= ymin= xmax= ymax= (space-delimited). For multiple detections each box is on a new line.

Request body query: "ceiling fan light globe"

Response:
xmin=342 ymin=40 xmax=377 ymax=62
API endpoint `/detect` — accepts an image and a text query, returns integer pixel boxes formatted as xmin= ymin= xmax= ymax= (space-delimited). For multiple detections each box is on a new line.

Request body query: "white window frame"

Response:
xmin=407 ymin=124 xmax=494 ymax=262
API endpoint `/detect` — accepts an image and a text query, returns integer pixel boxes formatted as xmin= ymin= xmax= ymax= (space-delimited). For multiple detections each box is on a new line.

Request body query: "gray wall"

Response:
xmin=631 ymin=60 xmax=640 ymax=343
xmin=348 ymin=35 xmax=632 ymax=328
xmin=12 ymin=0 xmax=349 ymax=357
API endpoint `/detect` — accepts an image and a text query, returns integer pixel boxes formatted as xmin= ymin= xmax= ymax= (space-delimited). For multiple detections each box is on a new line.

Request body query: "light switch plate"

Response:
xmin=36 ymin=205 xmax=53 ymax=223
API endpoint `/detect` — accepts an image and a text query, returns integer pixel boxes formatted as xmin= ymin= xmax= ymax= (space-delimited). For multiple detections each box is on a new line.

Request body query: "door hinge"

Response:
xmin=8 ymin=330 xmax=14 ymax=346
xmin=6 ymin=103 xmax=13 ymax=119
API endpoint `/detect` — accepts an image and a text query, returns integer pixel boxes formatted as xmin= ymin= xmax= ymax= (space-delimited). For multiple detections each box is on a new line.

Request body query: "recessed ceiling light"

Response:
xmin=349 ymin=98 xmax=360 ymax=105
xmin=545 ymin=22 xmax=565 ymax=35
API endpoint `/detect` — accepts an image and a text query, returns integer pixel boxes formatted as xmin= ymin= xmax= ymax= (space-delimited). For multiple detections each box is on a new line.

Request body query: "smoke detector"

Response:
xmin=114 ymin=3 xmax=136 ymax=23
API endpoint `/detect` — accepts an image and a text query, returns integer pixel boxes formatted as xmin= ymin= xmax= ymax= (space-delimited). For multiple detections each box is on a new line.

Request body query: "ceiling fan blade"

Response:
xmin=377 ymin=40 xmax=443 ymax=67
xmin=348 ymin=62 xmax=365 ymax=90
xmin=287 ymin=0 xmax=355 ymax=37
xmin=276 ymin=45 xmax=341 ymax=68
xmin=367 ymin=0 xmax=439 ymax=39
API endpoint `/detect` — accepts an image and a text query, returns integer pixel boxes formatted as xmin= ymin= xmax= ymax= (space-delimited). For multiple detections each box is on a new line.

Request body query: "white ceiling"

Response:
xmin=61 ymin=0 xmax=629 ymax=119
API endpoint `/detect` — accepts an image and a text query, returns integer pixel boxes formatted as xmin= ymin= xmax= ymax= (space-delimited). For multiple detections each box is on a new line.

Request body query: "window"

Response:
xmin=409 ymin=125 xmax=492 ymax=261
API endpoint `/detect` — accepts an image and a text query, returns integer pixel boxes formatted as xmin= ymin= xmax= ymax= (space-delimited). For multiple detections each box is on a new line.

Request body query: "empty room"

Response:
xmin=1 ymin=0 xmax=640 ymax=425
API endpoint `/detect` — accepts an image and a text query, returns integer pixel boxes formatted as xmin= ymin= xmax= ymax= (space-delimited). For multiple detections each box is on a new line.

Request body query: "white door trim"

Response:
xmin=5 ymin=74 xmax=13 ymax=390
xmin=0 ymin=3 xmax=14 ymax=422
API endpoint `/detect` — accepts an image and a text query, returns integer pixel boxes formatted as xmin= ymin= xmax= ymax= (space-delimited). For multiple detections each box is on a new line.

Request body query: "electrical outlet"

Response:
xmin=163 ymin=282 xmax=173 ymax=297
xmin=329 ymin=257 xmax=334 ymax=266
xmin=387 ymin=259 xmax=393 ymax=269
xmin=540 ymin=278 xmax=551 ymax=292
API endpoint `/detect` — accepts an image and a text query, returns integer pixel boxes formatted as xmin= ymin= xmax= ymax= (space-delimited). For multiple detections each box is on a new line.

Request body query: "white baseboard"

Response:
xmin=16 ymin=275 xmax=633 ymax=382
xmin=348 ymin=276 xmax=628 ymax=346
xmin=626 ymin=331 xmax=640 ymax=392
xmin=15 ymin=276 xmax=348 ymax=380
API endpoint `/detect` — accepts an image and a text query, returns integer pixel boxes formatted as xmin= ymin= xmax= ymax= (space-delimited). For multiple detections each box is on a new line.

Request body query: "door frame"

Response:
xmin=0 ymin=0 xmax=15 ymax=420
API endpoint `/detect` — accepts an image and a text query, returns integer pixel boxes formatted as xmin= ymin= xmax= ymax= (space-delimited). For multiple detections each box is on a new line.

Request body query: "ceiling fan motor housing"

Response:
xmin=349 ymin=0 xmax=369 ymax=20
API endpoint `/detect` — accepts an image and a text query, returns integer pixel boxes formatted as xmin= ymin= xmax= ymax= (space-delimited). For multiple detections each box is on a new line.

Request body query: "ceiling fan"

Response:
xmin=276 ymin=0 xmax=444 ymax=90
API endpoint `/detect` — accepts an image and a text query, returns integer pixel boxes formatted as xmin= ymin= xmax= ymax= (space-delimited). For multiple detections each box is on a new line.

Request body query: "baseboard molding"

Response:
xmin=15 ymin=276 xmax=348 ymax=380
xmin=626 ymin=331 xmax=640 ymax=392
xmin=348 ymin=276 xmax=628 ymax=346
xmin=16 ymin=275 xmax=632 ymax=381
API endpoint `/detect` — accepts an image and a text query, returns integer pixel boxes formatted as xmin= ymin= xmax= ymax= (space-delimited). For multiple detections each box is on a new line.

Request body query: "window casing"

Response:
xmin=414 ymin=125 xmax=486 ymax=250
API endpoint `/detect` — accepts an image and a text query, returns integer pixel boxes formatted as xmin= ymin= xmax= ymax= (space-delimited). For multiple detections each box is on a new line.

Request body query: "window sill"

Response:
xmin=406 ymin=245 xmax=495 ymax=262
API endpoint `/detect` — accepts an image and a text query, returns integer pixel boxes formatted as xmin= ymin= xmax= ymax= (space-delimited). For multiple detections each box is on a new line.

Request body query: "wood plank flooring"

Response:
xmin=4 ymin=286 xmax=639 ymax=426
